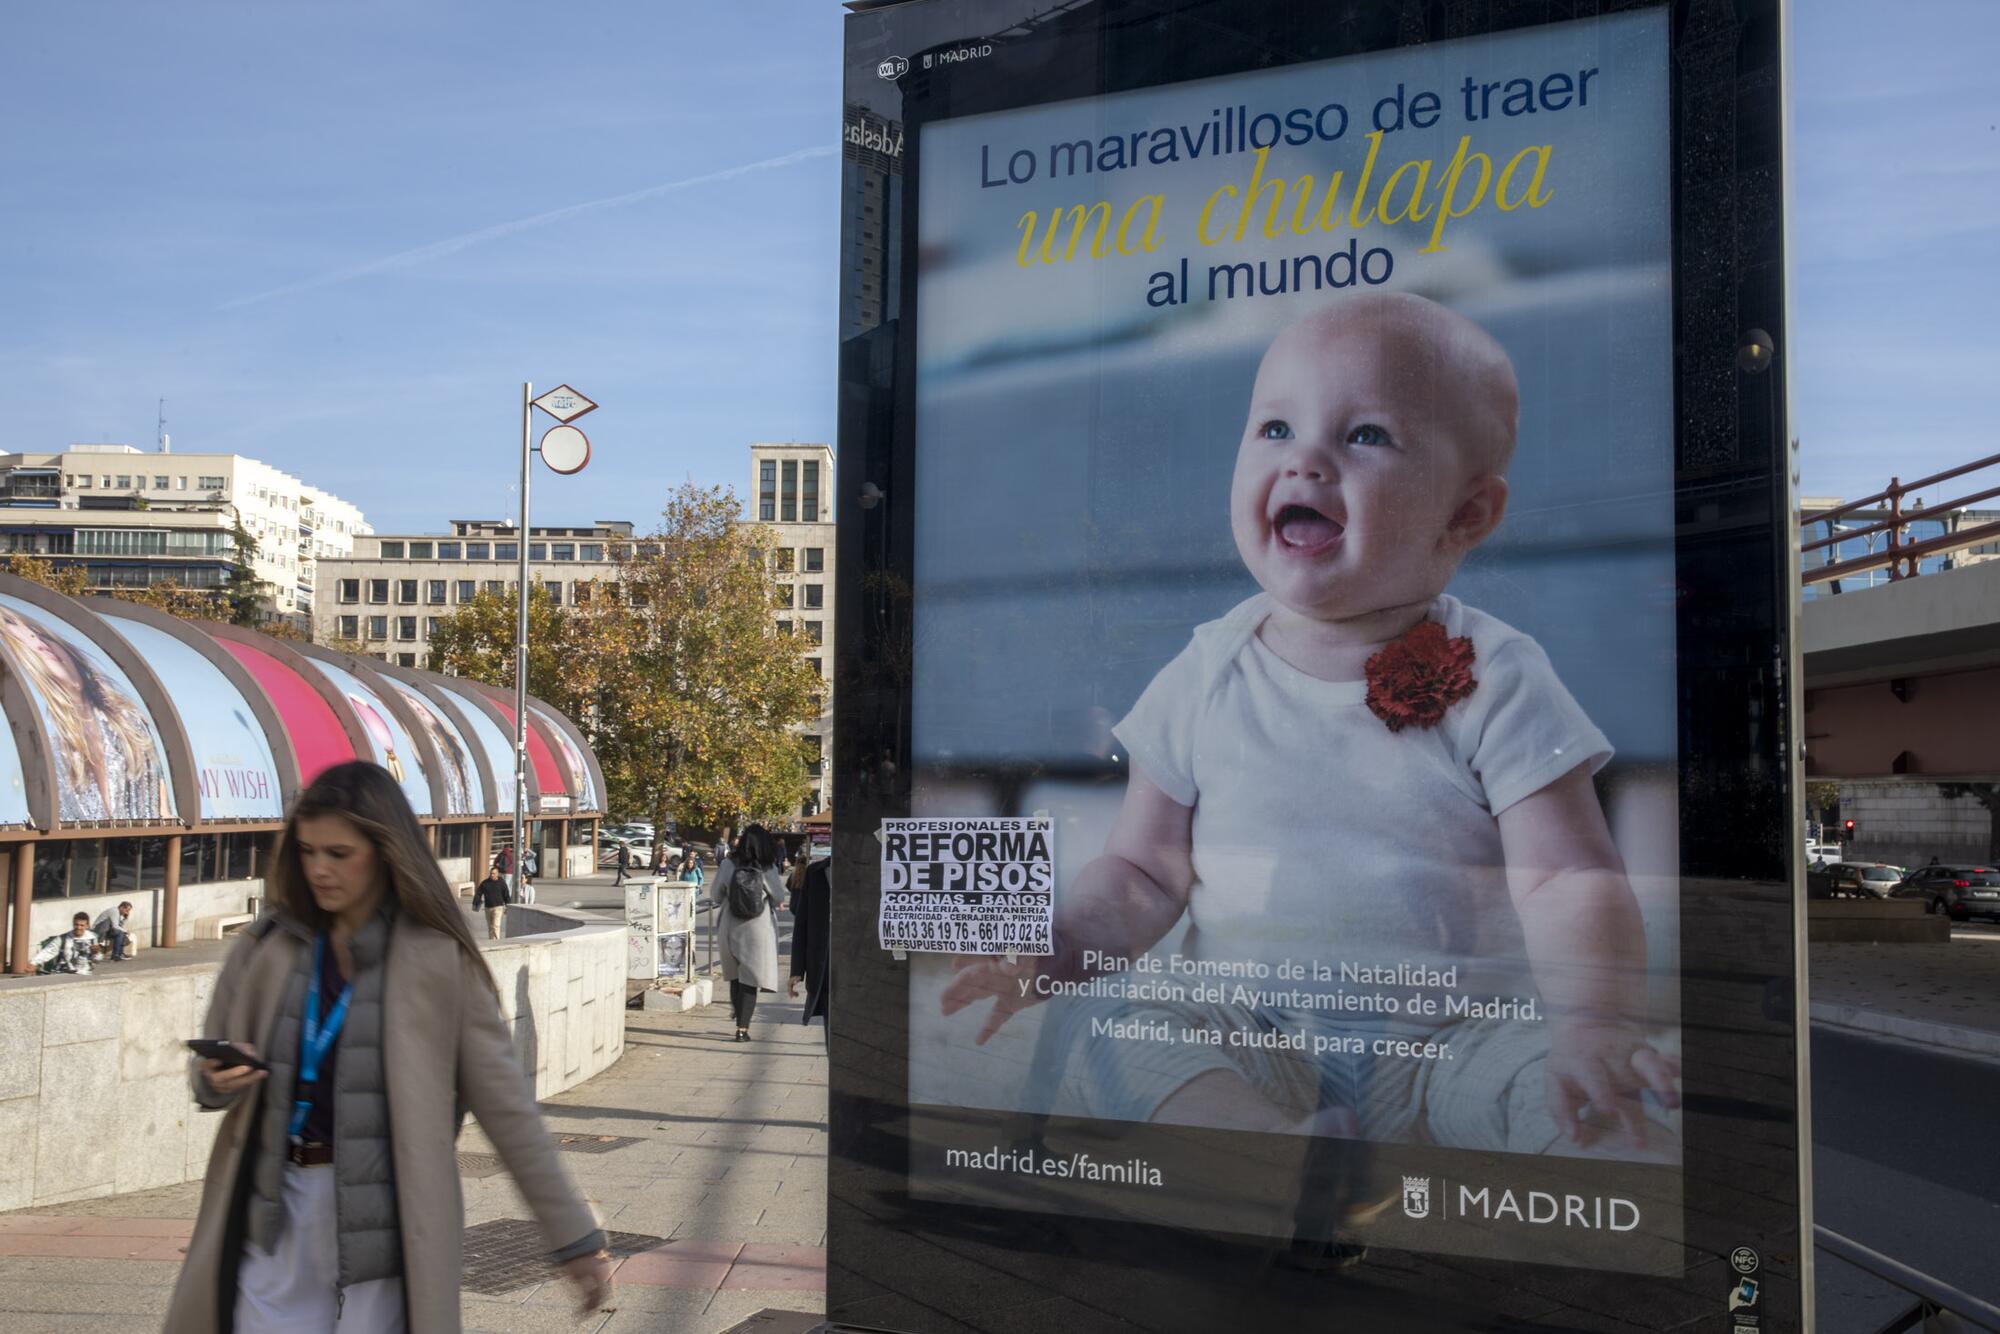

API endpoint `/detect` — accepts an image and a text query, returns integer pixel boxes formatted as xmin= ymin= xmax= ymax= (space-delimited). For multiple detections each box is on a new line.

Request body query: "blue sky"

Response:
xmin=1 ymin=1 xmax=1994 ymax=530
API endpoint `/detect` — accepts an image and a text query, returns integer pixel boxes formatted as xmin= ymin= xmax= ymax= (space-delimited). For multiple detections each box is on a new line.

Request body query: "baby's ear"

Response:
xmin=1445 ymin=475 xmax=1509 ymax=553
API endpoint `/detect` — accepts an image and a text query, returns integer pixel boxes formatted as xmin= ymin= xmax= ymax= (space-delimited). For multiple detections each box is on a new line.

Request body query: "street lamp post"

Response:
xmin=511 ymin=383 xmax=597 ymax=894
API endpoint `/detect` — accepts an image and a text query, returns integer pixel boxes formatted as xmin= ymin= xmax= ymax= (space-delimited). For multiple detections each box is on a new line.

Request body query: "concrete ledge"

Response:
xmin=1810 ymin=1000 xmax=2000 ymax=1065
xmin=641 ymin=977 xmax=715 ymax=1012
xmin=1807 ymin=898 xmax=1950 ymax=944
xmin=0 ymin=914 xmax=626 ymax=1209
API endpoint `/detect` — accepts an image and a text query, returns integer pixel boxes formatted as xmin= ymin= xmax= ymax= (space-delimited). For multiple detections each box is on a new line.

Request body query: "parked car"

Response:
xmin=1806 ymin=862 xmax=1904 ymax=899
xmin=1889 ymin=865 xmax=2000 ymax=921
xmin=1804 ymin=840 xmax=1844 ymax=866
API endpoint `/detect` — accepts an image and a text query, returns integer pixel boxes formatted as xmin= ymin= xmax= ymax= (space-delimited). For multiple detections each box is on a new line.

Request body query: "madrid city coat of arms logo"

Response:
xmin=1402 ymin=1176 xmax=1431 ymax=1220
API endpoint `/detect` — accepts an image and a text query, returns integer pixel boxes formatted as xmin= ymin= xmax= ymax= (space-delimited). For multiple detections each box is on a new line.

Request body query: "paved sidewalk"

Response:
xmin=0 ymin=984 xmax=827 ymax=1333
xmin=1810 ymin=925 xmax=2000 ymax=1062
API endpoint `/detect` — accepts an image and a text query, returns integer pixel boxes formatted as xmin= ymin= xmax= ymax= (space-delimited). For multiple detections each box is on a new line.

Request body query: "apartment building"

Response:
xmin=0 ymin=444 xmax=366 ymax=620
xmin=314 ymin=519 xmax=634 ymax=666
xmin=751 ymin=441 xmax=835 ymax=817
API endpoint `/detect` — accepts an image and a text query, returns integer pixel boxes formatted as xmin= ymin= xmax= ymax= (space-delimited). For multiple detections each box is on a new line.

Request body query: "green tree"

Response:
xmin=224 ymin=514 xmax=273 ymax=626
xmin=599 ymin=484 xmax=822 ymax=829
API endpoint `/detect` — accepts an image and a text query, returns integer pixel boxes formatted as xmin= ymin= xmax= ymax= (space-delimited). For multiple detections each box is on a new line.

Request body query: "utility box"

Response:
xmin=625 ymin=877 xmax=698 ymax=982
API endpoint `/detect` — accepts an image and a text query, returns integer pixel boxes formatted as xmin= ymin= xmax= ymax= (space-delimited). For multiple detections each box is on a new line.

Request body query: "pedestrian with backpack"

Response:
xmin=709 ymin=824 xmax=785 ymax=1043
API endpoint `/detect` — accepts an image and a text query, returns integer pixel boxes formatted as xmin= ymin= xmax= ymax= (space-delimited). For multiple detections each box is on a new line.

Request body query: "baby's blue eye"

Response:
xmin=1257 ymin=420 xmax=1293 ymax=440
xmin=1347 ymin=423 xmax=1394 ymax=447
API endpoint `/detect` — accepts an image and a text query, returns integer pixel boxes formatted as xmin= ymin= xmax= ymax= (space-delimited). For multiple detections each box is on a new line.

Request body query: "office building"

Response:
xmin=314 ymin=518 xmax=634 ymax=667
xmin=751 ymin=441 xmax=836 ymax=817
xmin=0 ymin=444 xmax=366 ymax=622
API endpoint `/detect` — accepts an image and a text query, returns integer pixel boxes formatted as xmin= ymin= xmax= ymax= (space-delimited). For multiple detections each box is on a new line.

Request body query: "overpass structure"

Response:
xmin=1801 ymin=453 xmax=2000 ymax=781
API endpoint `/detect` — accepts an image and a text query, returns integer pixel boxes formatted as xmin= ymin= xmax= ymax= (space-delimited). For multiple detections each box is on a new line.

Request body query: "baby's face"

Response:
xmin=1229 ymin=313 xmax=1506 ymax=624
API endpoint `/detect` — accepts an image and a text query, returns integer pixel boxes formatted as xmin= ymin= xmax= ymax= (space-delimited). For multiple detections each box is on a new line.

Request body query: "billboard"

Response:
xmin=101 ymin=613 xmax=285 ymax=822
xmin=301 ymin=659 xmax=432 ymax=816
xmin=434 ymin=681 xmax=517 ymax=810
xmin=531 ymin=703 xmax=599 ymax=813
xmin=0 ymin=593 xmax=175 ymax=824
xmin=836 ymin=1 xmax=1802 ymax=1331
xmin=384 ymin=677 xmax=479 ymax=817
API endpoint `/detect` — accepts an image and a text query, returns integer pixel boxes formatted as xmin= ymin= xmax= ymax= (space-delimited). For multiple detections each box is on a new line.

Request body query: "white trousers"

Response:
xmin=236 ymin=1162 xmax=406 ymax=1334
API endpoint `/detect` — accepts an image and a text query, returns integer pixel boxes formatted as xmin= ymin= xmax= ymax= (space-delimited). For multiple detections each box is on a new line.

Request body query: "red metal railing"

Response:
xmin=1800 ymin=452 xmax=2000 ymax=586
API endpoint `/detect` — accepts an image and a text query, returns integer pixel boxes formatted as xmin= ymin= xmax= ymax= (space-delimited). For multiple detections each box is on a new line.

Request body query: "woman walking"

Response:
xmin=167 ymin=762 xmax=612 ymax=1332
xmin=710 ymin=824 xmax=785 ymax=1043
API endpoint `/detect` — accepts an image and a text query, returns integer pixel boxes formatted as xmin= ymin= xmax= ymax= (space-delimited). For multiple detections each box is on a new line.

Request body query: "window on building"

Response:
xmin=367 ymin=616 xmax=388 ymax=640
xmin=114 ymin=474 xmax=132 ymax=489
xmin=75 ymin=475 xmax=93 ymax=488
xmin=551 ymin=543 xmax=575 ymax=561
xmin=438 ymin=541 xmax=461 ymax=559
xmin=409 ymin=541 xmax=433 ymax=559
xmin=366 ymin=579 xmax=388 ymax=604
xmin=397 ymin=616 xmax=417 ymax=641
xmin=76 ymin=530 xmax=168 ymax=556
xmin=397 ymin=653 xmax=417 ymax=668
xmin=776 ymin=585 xmax=794 ymax=608
xmin=380 ymin=540 xmax=405 ymax=558
xmin=545 ymin=583 xmax=562 ymax=605
xmin=483 ymin=579 xmax=504 ymax=596
xmin=802 ymin=583 xmax=824 ymax=609
xmin=426 ymin=580 xmax=446 ymax=604
xmin=175 ymin=476 xmax=188 ymax=490
xmin=397 ymin=579 xmax=417 ymax=604
xmin=781 ymin=459 xmax=798 ymax=522
xmin=776 ymin=619 xmax=793 ymax=635
xmin=338 ymin=578 xmax=360 ymax=603
xmin=529 ymin=543 xmax=547 ymax=561
xmin=198 ymin=475 xmax=225 ymax=490
xmin=759 ymin=460 xmax=777 ymax=522
xmin=574 ymin=581 xmax=593 ymax=604
xmin=338 ymin=615 xmax=359 ymax=640
xmin=153 ymin=475 xmax=169 ymax=490
xmin=456 ymin=579 xmax=476 ymax=602
xmin=496 ymin=542 xmax=517 ymax=561
xmin=437 ymin=824 xmax=473 ymax=859
xmin=611 ymin=544 xmax=631 ymax=561
xmin=802 ymin=459 xmax=820 ymax=522
xmin=806 ymin=656 xmax=821 ymax=677
xmin=803 ymin=547 xmax=824 ymax=573
xmin=580 ymin=543 xmax=603 ymax=562
xmin=425 ymin=616 xmax=442 ymax=638
xmin=467 ymin=541 xmax=491 ymax=560
xmin=100 ymin=476 xmax=111 ymax=488
xmin=805 ymin=620 xmax=823 ymax=645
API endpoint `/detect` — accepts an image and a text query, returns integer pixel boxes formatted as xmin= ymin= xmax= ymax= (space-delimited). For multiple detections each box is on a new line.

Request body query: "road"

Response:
xmin=1812 ymin=1025 xmax=2000 ymax=1331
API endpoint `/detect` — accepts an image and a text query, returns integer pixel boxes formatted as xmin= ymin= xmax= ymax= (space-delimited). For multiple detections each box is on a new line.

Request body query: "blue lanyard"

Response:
xmin=289 ymin=935 xmax=353 ymax=1141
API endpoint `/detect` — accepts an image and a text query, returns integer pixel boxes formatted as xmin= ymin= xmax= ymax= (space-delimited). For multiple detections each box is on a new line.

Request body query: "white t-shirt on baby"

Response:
xmin=1112 ymin=593 xmax=1611 ymax=1020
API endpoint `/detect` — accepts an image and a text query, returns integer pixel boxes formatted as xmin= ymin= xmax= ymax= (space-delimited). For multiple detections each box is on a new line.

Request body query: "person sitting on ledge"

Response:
xmin=33 ymin=912 xmax=101 ymax=975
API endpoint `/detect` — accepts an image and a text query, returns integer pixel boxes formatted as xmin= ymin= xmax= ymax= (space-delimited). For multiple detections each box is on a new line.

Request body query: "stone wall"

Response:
xmin=25 ymin=880 xmax=260 ymax=958
xmin=0 ymin=919 xmax=625 ymax=1210
xmin=1841 ymin=780 xmax=1996 ymax=868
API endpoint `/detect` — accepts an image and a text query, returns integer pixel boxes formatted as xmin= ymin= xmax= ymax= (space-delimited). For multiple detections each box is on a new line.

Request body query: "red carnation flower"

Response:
xmin=1364 ymin=620 xmax=1477 ymax=732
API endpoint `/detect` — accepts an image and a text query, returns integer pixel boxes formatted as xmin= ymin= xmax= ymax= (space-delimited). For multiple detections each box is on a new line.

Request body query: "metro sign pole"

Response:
xmin=512 ymin=382 xmax=596 ymax=897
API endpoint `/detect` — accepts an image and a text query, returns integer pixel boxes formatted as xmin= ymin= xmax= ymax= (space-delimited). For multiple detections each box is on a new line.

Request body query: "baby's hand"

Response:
xmin=1544 ymin=1019 xmax=1680 ymax=1150
xmin=939 ymin=955 xmax=1045 ymax=1044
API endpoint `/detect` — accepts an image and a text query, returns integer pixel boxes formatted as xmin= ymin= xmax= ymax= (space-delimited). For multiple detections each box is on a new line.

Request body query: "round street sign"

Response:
xmin=539 ymin=425 xmax=590 ymax=475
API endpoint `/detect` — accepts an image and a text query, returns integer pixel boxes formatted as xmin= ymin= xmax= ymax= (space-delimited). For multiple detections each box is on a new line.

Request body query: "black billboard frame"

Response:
xmin=832 ymin=1 xmax=1805 ymax=1330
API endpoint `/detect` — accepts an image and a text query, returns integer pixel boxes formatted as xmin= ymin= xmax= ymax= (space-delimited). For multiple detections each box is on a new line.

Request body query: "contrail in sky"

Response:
xmin=220 ymin=143 xmax=836 ymax=311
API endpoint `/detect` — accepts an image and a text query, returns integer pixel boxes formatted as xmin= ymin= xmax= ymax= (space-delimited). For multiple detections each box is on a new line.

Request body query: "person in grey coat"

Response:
xmin=709 ymin=824 xmax=786 ymax=1042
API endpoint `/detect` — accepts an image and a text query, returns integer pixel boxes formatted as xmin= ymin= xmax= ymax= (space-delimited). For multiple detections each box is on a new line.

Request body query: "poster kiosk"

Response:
xmin=625 ymin=877 xmax=698 ymax=983
xmin=833 ymin=0 xmax=1806 ymax=1330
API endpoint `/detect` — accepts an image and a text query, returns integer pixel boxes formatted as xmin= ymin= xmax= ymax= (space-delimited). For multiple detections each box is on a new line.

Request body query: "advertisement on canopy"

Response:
xmin=0 ymin=593 xmax=176 ymax=824
xmin=101 ymin=613 xmax=284 ymax=822
xmin=301 ymin=659 xmax=432 ymax=816
xmin=384 ymin=677 xmax=478 ymax=816
xmin=836 ymin=0 xmax=1803 ymax=1330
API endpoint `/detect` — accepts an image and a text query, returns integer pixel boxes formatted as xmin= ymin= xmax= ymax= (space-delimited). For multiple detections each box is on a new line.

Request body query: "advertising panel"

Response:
xmin=0 ymin=593 xmax=175 ymax=823
xmin=836 ymin=1 xmax=1801 ymax=1330
xmin=301 ymin=659 xmax=432 ymax=816
xmin=434 ymin=681 xmax=517 ymax=809
xmin=0 ymin=703 xmax=29 ymax=827
xmin=384 ymin=677 xmax=478 ymax=817
xmin=530 ymin=704 xmax=599 ymax=813
xmin=102 ymin=614 xmax=284 ymax=822
xmin=215 ymin=639 xmax=355 ymax=787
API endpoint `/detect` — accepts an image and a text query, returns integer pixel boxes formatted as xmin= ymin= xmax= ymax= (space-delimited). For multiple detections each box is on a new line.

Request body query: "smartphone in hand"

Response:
xmin=185 ymin=1039 xmax=269 ymax=1071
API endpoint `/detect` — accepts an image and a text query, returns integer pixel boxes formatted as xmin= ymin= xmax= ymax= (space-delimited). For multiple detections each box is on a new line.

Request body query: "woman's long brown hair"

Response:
xmin=267 ymin=760 xmax=488 ymax=980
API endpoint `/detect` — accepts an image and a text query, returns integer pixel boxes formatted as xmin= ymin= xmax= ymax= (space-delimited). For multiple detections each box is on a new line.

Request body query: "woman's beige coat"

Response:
xmin=164 ymin=914 xmax=601 ymax=1333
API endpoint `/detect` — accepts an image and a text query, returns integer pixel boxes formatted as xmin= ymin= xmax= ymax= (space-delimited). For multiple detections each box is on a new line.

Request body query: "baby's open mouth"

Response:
xmin=1274 ymin=503 xmax=1343 ymax=552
